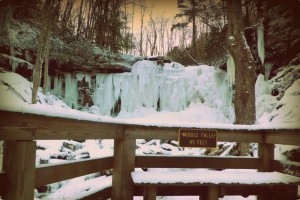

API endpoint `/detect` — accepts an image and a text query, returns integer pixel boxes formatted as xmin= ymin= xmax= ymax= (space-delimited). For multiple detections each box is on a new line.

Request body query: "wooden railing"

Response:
xmin=0 ymin=110 xmax=299 ymax=200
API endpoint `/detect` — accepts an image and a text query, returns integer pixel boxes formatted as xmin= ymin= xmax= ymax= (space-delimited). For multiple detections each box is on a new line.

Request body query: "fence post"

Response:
xmin=3 ymin=140 xmax=36 ymax=200
xmin=258 ymin=133 xmax=274 ymax=200
xmin=112 ymin=135 xmax=136 ymax=200
xmin=258 ymin=141 xmax=274 ymax=172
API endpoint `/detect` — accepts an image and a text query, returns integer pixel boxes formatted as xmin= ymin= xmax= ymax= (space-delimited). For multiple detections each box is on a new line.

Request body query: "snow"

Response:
xmin=132 ymin=170 xmax=300 ymax=185
xmin=44 ymin=175 xmax=112 ymax=199
xmin=266 ymin=79 xmax=300 ymax=125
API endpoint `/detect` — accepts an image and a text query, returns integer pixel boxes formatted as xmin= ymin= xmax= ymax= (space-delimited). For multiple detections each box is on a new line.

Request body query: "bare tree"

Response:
xmin=139 ymin=0 xmax=147 ymax=56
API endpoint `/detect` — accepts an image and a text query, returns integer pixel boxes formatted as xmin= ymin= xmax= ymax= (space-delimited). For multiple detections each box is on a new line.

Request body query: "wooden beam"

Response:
xmin=207 ymin=185 xmax=218 ymax=200
xmin=265 ymin=130 xmax=300 ymax=145
xmin=112 ymin=138 xmax=136 ymax=200
xmin=272 ymin=160 xmax=300 ymax=177
xmin=81 ymin=187 xmax=112 ymax=200
xmin=258 ymin=143 xmax=274 ymax=172
xmin=0 ymin=111 xmax=124 ymax=140
xmin=3 ymin=141 xmax=36 ymax=200
xmin=1 ymin=111 xmax=299 ymax=144
xmin=135 ymin=185 xmax=298 ymax=197
xmin=125 ymin=126 xmax=264 ymax=142
xmin=136 ymin=156 xmax=260 ymax=169
xmin=35 ymin=156 xmax=113 ymax=187
xmin=0 ymin=172 xmax=8 ymax=197
xmin=143 ymin=185 xmax=157 ymax=200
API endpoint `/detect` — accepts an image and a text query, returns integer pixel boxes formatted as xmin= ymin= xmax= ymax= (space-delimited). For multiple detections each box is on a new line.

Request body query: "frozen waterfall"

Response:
xmin=92 ymin=61 xmax=234 ymax=122
xmin=50 ymin=61 xmax=234 ymax=123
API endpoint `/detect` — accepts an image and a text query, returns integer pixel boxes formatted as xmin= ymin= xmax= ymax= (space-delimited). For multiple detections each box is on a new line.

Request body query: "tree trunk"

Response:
xmin=42 ymin=34 xmax=50 ymax=95
xmin=226 ymin=0 xmax=257 ymax=155
xmin=32 ymin=1 xmax=53 ymax=104
xmin=191 ymin=0 xmax=197 ymax=57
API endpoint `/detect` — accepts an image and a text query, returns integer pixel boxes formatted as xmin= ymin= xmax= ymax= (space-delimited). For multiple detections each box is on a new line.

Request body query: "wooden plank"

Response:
xmin=135 ymin=185 xmax=297 ymax=197
xmin=136 ymin=155 xmax=260 ymax=169
xmin=3 ymin=141 xmax=36 ymax=200
xmin=143 ymin=185 xmax=157 ymax=200
xmin=35 ymin=157 xmax=113 ymax=187
xmin=0 ymin=110 xmax=124 ymax=140
xmin=134 ymin=185 xmax=207 ymax=196
xmin=272 ymin=160 xmax=300 ymax=177
xmin=112 ymin=138 xmax=136 ymax=200
xmin=265 ymin=130 xmax=300 ymax=145
xmin=125 ymin=126 xmax=178 ymax=140
xmin=81 ymin=187 xmax=112 ymax=200
xmin=0 ymin=172 xmax=8 ymax=197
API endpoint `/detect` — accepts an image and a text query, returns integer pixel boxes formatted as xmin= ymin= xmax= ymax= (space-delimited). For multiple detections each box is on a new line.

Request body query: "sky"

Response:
xmin=130 ymin=0 xmax=179 ymax=31
xmin=149 ymin=0 xmax=179 ymax=17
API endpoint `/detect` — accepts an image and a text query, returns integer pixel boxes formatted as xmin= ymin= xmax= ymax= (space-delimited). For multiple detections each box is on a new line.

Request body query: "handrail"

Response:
xmin=0 ymin=110 xmax=299 ymax=200
xmin=135 ymin=155 xmax=260 ymax=169
xmin=1 ymin=110 xmax=299 ymax=144
xmin=35 ymin=156 xmax=113 ymax=187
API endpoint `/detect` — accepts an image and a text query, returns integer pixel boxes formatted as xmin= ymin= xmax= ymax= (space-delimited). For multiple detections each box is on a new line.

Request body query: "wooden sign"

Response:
xmin=178 ymin=128 xmax=217 ymax=148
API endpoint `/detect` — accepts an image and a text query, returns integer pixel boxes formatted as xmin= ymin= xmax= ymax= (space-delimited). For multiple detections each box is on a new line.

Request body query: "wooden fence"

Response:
xmin=0 ymin=110 xmax=299 ymax=200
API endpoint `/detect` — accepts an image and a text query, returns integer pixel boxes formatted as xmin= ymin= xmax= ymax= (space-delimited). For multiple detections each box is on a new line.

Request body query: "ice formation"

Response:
xmin=264 ymin=62 xmax=273 ymax=80
xmin=257 ymin=21 xmax=265 ymax=65
xmin=226 ymin=53 xmax=235 ymax=87
xmin=76 ymin=73 xmax=92 ymax=88
xmin=92 ymin=61 xmax=233 ymax=121
xmin=64 ymin=74 xmax=78 ymax=109
xmin=53 ymin=75 xmax=63 ymax=97
xmin=50 ymin=61 xmax=234 ymax=122
xmin=8 ymin=46 xmax=20 ymax=72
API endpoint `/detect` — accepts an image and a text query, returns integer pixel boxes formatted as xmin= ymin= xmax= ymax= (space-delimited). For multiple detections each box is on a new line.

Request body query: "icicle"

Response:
xmin=264 ymin=62 xmax=272 ymax=80
xmin=47 ymin=76 xmax=51 ymax=94
xmin=257 ymin=21 xmax=265 ymax=65
xmin=85 ymin=74 xmax=91 ymax=89
xmin=25 ymin=50 xmax=32 ymax=63
xmin=226 ymin=53 xmax=235 ymax=87
xmin=76 ymin=73 xmax=92 ymax=89
xmin=76 ymin=73 xmax=85 ymax=82
xmin=92 ymin=74 xmax=117 ymax=115
xmin=64 ymin=74 xmax=78 ymax=109
xmin=9 ymin=45 xmax=18 ymax=72
xmin=53 ymin=75 xmax=63 ymax=97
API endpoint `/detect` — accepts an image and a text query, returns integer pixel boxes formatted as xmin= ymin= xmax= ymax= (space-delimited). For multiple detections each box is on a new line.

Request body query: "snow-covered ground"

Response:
xmin=0 ymin=62 xmax=299 ymax=199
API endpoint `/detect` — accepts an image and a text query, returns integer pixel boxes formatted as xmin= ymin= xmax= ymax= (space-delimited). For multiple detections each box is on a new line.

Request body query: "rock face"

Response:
xmin=245 ymin=0 xmax=300 ymax=77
